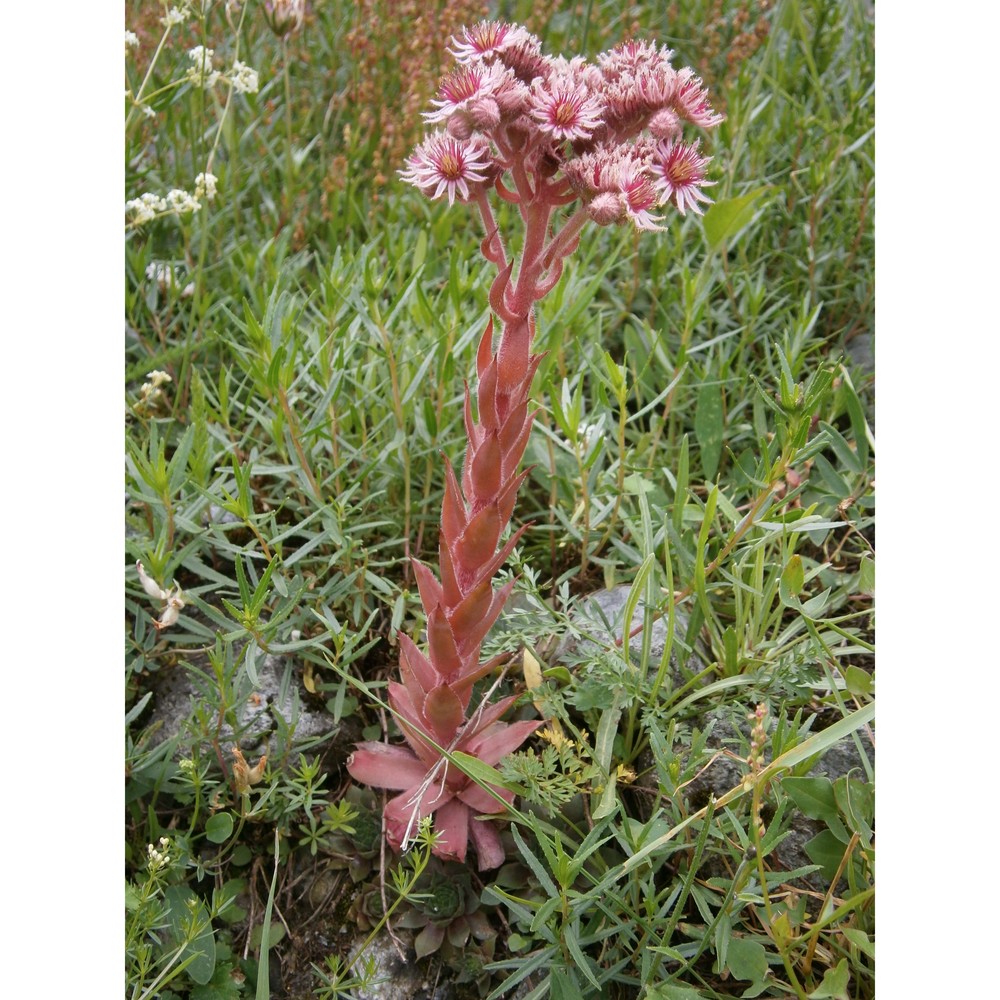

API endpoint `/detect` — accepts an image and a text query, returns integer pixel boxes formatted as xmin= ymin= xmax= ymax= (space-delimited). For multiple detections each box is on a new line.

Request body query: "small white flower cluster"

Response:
xmin=135 ymin=368 xmax=178 ymax=413
xmin=194 ymin=171 xmax=218 ymax=201
xmin=160 ymin=4 xmax=191 ymax=27
xmin=125 ymin=192 xmax=168 ymax=225
xmin=125 ymin=30 xmax=139 ymax=52
xmin=145 ymin=263 xmax=195 ymax=297
xmin=186 ymin=46 xmax=221 ymax=88
xmin=229 ymin=60 xmax=259 ymax=95
xmin=126 ymin=181 xmax=211 ymax=226
xmin=136 ymin=560 xmax=186 ymax=631
xmin=147 ymin=837 xmax=171 ymax=872
xmin=167 ymin=188 xmax=201 ymax=213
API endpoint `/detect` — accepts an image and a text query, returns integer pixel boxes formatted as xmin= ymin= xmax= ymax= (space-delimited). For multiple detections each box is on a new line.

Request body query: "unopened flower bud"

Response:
xmin=587 ymin=192 xmax=625 ymax=226
xmin=649 ymin=107 xmax=681 ymax=140
xmin=469 ymin=96 xmax=501 ymax=131
xmin=136 ymin=561 xmax=168 ymax=601
xmin=446 ymin=113 xmax=475 ymax=141
xmin=262 ymin=0 xmax=305 ymax=38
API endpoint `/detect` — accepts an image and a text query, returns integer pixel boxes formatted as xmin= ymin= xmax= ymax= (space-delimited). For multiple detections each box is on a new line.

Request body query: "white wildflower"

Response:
xmin=145 ymin=263 xmax=195 ymax=297
xmin=125 ymin=30 xmax=139 ymax=51
xmin=146 ymin=370 xmax=173 ymax=388
xmin=229 ymin=60 xmax=259 ymax=95
xmin=186 ymin=46 xmax=221 ymax=88
xmin=147 ymin=838 xmax=172 ymax=871
xmin=154 ymin=592 xmax=186 ymax=632
xmin=136 ymin=561 xmax=169 ymax=601
xmin=141 ymin=104 xmax=156 ymax=119
xmin=125 ymin=192 xmax=168 ymax=225
xmin=194 ymin=172 xmax=218 ymax=201
xmin=160 ymin=6 xmax=190 ymax=27
xmin=166 ymin=188 xmax=201 ymax=214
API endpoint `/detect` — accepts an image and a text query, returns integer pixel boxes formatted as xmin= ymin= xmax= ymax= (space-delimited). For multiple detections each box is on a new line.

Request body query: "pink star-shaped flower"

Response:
xmin=651 ymin=139 xmax=716 ymax=216
xmin=399 ymin=132 xmax=494 ymax=206
xmin=528 ymin=78 xmax=605 ymax=142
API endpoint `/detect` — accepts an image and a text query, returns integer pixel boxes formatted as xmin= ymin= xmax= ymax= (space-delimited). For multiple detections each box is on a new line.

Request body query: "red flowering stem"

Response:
xmin=543 ymin=207 xmax=588 ymax=270
xmin=351 ymin=18 xmax=725 ymax=869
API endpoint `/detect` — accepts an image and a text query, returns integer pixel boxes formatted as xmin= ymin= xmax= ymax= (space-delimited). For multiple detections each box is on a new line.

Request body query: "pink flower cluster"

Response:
xmin=349 ymin=22 xmax=723 ymax=872
xmin=400 ymin=21 xmax=723 ymax=225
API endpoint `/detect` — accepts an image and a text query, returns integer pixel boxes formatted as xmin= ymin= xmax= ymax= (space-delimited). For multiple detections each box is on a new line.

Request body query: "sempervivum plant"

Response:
xmin=347 ymin=20 xmax=722 ymax=869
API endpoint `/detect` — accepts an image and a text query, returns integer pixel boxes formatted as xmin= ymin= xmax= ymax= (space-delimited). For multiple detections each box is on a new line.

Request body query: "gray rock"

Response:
xmin=145 ymin=650 xmax=346 ymax=761
xmin=342 ymin=929 xmax=427 ymax=1000
xmin=206 ymin=503 xmax=243 ymax=526
xmin=845 ymin=330 xmax=874 ymax=378
xmin=681 ymin=706 xmax=874 ymax=891
xmin=558 ymin=586 xmax=707 ymax=683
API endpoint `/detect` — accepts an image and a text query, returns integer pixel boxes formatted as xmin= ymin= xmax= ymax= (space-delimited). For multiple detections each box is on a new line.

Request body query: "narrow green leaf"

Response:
xmin=449 ymin=752 xmax=520 ymax=795
xmin=858 ymin=554 xmax=875 ymax=595
xmin=622 ymin=556 xmax=655 ymax=659
xmin=563 ymin=924 xmax=600 ymax=989
xmin=818 ymin=421 xmax=864 ymax=476
xmin=125 ymin=691 xmax=153 ymax=727
xmin=511 ymin=825 xmax=558 ymax=897
xmin=672 ymin=435 xmax=690 ymax=535
xmin=255 ymin=831 xmax=282 ymax=1000
xmin=592 ymin=691 xmax=625 ymax=820
xmin=694 ymin=382 xmax=724 ymax=480
xmin=723 ymin=625 xmax=739 ymax=675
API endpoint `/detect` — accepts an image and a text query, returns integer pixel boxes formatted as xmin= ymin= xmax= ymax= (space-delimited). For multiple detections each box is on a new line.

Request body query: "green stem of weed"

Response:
xmin=277 ymin=384 xmax=323 ymax=503
xmin=282 ymin=37 xmax=295 ymax=218
xmin=175 ymin=3 xmax=250 ymax=411
xmin=751 ymin=779 xmax=809 ymax=1000
xmin=126 ymin=21 xmax=175 ymax=132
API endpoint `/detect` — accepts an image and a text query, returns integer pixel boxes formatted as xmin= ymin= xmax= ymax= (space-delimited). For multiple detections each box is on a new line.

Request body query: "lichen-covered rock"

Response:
xmin=143 ymin=650 xmax=352 ymax=762
xmin=680 ymin=706 xmax=874 ymax=892
xmin=558 ymin=586 xmax=708 ymax=683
